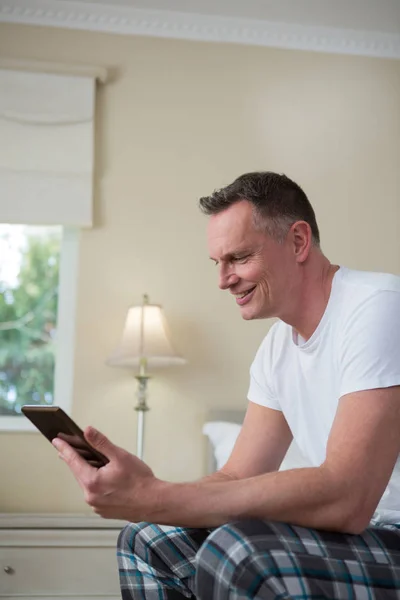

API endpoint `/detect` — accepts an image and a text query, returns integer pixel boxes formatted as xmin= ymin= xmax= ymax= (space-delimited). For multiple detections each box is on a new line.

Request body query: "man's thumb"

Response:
xmin=84 ymin=426 xmax=115 ymax=457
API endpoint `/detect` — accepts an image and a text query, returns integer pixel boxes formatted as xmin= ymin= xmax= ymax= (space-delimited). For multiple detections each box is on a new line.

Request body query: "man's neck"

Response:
xmin=282 ymin=260 xmax=340 ymax=342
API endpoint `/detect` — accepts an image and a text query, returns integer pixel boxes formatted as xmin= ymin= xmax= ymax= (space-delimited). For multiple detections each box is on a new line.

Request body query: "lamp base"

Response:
xmin=134 ymin=374 xmax=150 ymax=460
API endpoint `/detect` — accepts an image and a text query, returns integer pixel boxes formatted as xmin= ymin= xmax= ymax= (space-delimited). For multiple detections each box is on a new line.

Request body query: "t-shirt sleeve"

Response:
xmin=247 ymin=326 xmax=281 ymax=410
xmin=339 ymin=290 xmax=400 ymax=397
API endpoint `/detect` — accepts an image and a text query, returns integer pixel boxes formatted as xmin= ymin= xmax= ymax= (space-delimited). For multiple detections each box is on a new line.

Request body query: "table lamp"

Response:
xmin=106 ymin=294 xmax=186 ymax=460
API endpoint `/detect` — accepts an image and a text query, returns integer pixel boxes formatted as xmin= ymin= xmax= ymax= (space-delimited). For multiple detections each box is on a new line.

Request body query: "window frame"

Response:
xmin=0 ymin=226 xmax=80 ymax=431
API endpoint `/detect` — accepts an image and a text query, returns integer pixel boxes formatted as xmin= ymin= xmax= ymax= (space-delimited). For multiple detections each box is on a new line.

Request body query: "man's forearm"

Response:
xmin=198 ymin=467 xmax=239 ymax=484
xmin=148 ymin=466 xmax=362 ymax=534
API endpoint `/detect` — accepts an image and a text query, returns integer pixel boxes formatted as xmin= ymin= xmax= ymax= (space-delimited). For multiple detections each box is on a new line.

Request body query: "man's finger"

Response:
xmin=84 ymin=426 xmax=118 ymax=459
xmin=58 ymin=432 xmax=90 ymax=450
xmin=52 ymin=437 xmax=94 ymax=481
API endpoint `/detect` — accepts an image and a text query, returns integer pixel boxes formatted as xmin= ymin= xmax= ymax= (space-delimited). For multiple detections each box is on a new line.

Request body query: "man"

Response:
xmin=54 ymin=171 xmax=400 ymax=599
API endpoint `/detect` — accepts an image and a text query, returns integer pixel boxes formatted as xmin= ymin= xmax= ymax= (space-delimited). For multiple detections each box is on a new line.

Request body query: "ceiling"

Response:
xmin=57 ymin=0 xmax=400 ymax=35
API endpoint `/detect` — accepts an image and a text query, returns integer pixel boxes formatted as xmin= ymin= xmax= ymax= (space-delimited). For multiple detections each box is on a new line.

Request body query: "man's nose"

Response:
xmin=219 ymin=266 xmax=239 ymax=290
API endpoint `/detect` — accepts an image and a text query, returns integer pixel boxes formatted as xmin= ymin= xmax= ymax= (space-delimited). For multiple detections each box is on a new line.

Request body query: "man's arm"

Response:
xmin=154 ymin=386 xmax=400 ymax=533
xmin=53 ymin=386 xmax=400 ymax=534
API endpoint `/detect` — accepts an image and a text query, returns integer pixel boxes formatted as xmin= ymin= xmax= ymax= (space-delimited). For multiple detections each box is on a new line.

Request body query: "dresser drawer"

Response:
xmin=0 ymin=545 xmax=120 ymax=596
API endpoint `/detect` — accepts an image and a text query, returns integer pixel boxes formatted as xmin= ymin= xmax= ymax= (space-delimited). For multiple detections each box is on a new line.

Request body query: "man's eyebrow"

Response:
xmin=209 ymin=249 xmax=252 ymax=262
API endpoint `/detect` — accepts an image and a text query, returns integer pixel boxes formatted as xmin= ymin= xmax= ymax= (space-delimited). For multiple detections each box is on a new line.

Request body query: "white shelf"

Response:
xmin=0 ymin=513 xmax=124 ymax=598
xmin=0 ymin=513 xmax=126 ymax=529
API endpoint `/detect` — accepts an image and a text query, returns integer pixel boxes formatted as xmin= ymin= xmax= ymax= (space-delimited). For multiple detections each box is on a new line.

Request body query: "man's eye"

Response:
xmin=235 ymin=256 xmax=249 ymax=263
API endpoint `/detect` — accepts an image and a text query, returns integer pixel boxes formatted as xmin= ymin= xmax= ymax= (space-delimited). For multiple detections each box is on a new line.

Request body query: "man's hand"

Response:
xmin=52 ymin=427 xmax=162 ymax=521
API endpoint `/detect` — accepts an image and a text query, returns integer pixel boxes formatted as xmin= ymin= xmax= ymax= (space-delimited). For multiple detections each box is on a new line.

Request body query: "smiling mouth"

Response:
xmin=235 ymin=286 xmax=256 ymax=299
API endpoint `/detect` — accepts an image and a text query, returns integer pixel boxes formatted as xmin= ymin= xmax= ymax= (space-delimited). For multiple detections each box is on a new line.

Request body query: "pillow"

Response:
xmin=202 ymin=421 xmax=241 ymax=470
xmin=203 ymin=421 xmax=311 ymax=471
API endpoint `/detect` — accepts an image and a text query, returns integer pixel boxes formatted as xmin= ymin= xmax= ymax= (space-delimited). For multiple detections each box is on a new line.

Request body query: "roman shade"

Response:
xmin=0 ymin=65 xmax=101 ymax=226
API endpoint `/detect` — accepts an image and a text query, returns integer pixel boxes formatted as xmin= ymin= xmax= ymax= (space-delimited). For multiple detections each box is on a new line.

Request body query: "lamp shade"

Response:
xmin=107 ymin=299 xmax=186 ymax=369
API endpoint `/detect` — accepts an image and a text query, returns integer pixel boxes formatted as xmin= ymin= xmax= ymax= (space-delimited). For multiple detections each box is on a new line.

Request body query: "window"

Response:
xmin=0 ymin=225 xmax=79 ymax=431
xmin=0 ymin=65 xmax=101 ymax=430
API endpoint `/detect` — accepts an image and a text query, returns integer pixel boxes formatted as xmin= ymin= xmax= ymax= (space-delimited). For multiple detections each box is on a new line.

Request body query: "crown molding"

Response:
xmin=1 ymin=0 xmax=400 ymax=59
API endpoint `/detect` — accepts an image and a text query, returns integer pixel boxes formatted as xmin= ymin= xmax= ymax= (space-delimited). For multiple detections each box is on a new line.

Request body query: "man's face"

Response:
xmin=207 ymin=200 xmax=294 ymax=320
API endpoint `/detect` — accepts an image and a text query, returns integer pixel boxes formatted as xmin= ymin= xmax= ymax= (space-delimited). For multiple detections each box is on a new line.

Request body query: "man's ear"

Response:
xmin=290 ymin=221 xmax=312 ymax=263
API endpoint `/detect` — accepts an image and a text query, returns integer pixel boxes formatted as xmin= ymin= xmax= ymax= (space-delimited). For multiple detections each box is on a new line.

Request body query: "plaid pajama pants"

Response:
xmin=117 ymin=519 xmax=400 ymax=599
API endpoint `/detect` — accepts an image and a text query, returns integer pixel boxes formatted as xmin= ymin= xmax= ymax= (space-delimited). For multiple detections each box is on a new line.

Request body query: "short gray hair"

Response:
xmin=199 ymin=171 xmax=320 ymax=246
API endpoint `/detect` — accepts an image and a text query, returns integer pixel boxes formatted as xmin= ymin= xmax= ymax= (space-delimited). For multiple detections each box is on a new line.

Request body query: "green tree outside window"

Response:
xmin=0 ymin=226 xmax=61 ymax=416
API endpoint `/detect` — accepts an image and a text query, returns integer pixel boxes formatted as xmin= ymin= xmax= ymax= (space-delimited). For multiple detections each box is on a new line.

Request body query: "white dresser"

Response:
xmin=0 ymin=513 xmax=125 ymax=600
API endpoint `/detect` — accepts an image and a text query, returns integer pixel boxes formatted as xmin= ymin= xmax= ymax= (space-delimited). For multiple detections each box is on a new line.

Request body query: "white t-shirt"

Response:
xmin=248 ymin=266 xmax=400 ymax=524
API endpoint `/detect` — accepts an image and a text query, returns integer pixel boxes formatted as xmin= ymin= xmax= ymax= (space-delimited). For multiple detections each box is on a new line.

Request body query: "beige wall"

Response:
xmin=0 ymin=24 xmax=399 ymax=513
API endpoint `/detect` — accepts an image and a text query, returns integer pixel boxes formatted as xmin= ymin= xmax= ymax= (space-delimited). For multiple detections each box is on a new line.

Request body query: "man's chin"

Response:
xmin=242 ymin=314 xmax=255 ymax=321
xmin=239 ymin=304 xmax=273 ymax=321
xmin=239 ymin=306 xmax=258 ymax=321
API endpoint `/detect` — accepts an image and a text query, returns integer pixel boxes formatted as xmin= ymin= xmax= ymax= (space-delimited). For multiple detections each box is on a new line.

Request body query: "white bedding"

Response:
xmin=203 ymin=420 xmax=310 ymax=472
